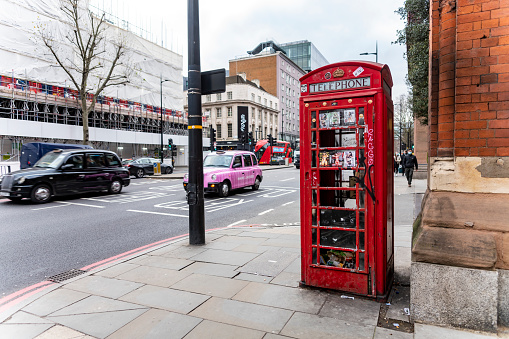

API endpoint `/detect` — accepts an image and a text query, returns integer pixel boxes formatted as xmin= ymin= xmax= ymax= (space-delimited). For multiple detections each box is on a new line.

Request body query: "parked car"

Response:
xmin=183 ymin=150 xmax=263 ymax=197
xmin=0 ymin=149 xmax=130 ymax=203
xmin=125 ymin=158 xmax=173 ymax=178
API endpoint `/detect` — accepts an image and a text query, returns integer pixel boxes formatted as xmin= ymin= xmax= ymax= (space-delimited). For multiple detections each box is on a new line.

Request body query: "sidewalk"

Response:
xmin=0 ymin=177 xmax=498 ymax=339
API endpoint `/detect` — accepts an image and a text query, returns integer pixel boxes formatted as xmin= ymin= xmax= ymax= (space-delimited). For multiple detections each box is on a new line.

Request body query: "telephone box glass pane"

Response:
xmin=359 ymin=129 xmax=365 ymax=146
xmin=359 ymin=252 xmax=365 ymax=271
xmin=359 ymin=211 xmax=365 ymax=229
xmin=312 ymin=209 xmax=317 ymax=226
xmin=312 ymin=190 xmax=318 ymax=206
xmin=319 ymin=209 xmax=356 ymax=228
xmin=320 ymin=229 xmax=356 ymax=249
xmin=320 ymin=248 xmax=355 ymax=269
xmin=312 ymin=151 xmax=317 ymax=167
xmin=359 ymin=232 xmax=365 ymax=250
xmin=312 ymin=247 xmax=318 ymax=264
xmin=312 ymin=228 xmax=317 ymax=245
xmin=358 ymin=107 xmax=365 ymax=125
xmin=311 ymin=111 xmax=317 ymax=129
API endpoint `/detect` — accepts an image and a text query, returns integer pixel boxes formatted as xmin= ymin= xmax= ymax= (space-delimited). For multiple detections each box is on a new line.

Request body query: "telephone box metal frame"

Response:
xmin=299 ymin=61 xmax=394 ymax=299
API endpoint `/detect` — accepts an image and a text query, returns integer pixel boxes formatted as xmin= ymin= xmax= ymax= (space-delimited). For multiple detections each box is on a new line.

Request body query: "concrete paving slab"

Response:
xmin=373 ymin=326 xmax=413 ymax=339
xmin=284 ymin=258 xmax=301 ymax=274
xmin=108 ymin=309 xmax=202 ymax=339
xmin=119 ymin=285 xmax=210 ymax=314
xmin=189 ymin=297 xmax=293 ymax=333
xmin=190 ymin=249 xmax=259 ymax=266
xmin=217 ymin=235 xmax=269 ymax=245
xmin=270 ymin=271 xmax=300 ymax=287
xmin=4 ymin=311 xmax=53 ymax=324
xmin=234 ymin=273 xmax=272 ymax=284
xmin=48 ymin=296 xmax=147 ymax=316
xmin=231 ymin=244 xmax=282 ymax=254
xmin=183 ymin=319 xmax=265 ymax=339
xmin=47 ymin=308 xmax=147 ymax=339
xmin=238 ymin=250 xmax=300 ymax=277
xmin=263 ymin=334 xmax=295 ymax=339
xmin=212 ymin=228 xmax=245 ymax=235
xmin=386 ymin=286 xmax=410 ymax=323
xmin=127 ymin=255 xmax=194 ymax=271
xmin=236 ymin=231 xmax=283 ymax=238
xmin=0 ymin=323 xmax=54 ymax=339
xmin=202 ymin=240 xmax=241 ymax=250
xmin=180 ymin=262 xmax=239 ymax=278
xmin=259 ymin=227 xmax=300 ymax=235
xmin=318 ymin=295 xmax=381 ymax=327
xmin=115 ymin=265 xmax=191 ymax=287
xmin=280 ymin=311 xmax=375 ymax=339
xmin=260 ymin=238 xmax=301 ymax=249
xmin=394 ymin=247 xmax=411 ymax=285
xmin=94 ymin=263 xmax=139 ymax=278
xmin=233 ymin=282 xmax=327 ymax=314
xmin=141 ymin=244 xmax=179 ymax=257
xmin=22 ymin=288 xmax=90 ymax=317
xmin=171 ymin=273 xmax=249 ymax=299
xmin=63 ymin=276 xmax=143 ymax=299
xmin=414 ymin=323 xmax=497 ymax=339
xmin=34 ymin=325 xmax=92 ymax=338
xmin=159 ymin=245 xmax=207 ymax=259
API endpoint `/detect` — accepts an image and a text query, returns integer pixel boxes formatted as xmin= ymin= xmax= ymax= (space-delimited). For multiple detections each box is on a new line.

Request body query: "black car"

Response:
xmin=125 ymin=158 xmax=173 ymax=178
xmin=0 ymin=149 xmax=130 ymax=203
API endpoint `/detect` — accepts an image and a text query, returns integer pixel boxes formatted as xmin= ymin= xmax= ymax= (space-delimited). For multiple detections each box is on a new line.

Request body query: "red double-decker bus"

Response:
xmin=254 ymin=139 xmax=292 ymax=164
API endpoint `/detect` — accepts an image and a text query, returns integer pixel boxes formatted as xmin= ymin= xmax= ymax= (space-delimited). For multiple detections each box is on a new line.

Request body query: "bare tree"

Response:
xmin=37 ymin=0 xmax=130 ymax=145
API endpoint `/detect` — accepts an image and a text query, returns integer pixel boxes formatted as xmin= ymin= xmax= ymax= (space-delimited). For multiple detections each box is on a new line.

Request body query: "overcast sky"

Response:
xmin=93 ymin=0 xmax=409 ymax=100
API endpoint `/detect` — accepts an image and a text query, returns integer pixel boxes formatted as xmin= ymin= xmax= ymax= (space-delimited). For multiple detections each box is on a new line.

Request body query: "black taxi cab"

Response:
xmin=0 ymin=149 xmax=130 ymax=203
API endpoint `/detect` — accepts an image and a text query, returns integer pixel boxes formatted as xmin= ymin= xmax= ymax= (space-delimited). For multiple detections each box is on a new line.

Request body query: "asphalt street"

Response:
xmin=0 ymin=167 xmax=300 ymax=297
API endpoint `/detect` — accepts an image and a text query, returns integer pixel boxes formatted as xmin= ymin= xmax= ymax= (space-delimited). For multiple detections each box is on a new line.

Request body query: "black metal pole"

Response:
xmin=160 ymin=76 xmax=164 ymax=164
xmin=187 ymin=0 xmax=205 ymax=245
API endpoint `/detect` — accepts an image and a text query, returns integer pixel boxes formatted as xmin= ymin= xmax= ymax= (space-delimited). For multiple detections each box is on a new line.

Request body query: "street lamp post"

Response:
xmin=360 ymin=41 xmax=378 ymax=63
xmin=160 ymin=76 xmax=171 ymax=164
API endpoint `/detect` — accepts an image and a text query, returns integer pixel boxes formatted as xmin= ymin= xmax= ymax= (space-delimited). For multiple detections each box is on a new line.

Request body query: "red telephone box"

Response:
xmin=299 ymin=61 xmax=394 ymax=299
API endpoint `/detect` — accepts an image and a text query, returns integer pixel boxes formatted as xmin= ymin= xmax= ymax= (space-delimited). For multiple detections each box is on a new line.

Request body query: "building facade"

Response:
xmin=411 ymin=0 xmax=509 ymax=333
xmin=279 ymin=40 xmax=329 ymax=72
xmin=229 ymin=50 xmax=304 ymax=146
xmin=0 ymin=0 xmax=197 ymax=166
xmin=184 ymin=75 xmax=279 ymax=144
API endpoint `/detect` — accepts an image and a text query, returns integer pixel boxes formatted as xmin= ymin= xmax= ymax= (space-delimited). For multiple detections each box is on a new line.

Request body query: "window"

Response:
xmin=216 ymin=93 xmax=222 ymax=100
xmin=264 ymin=98 xmax=267 ymax=106
xmin=227 ymin=91 xmax=232 ymax=100
xmin=216 ymin=108 xmax=222 ymax=118
xmin=233 ymin=155 xmax=242 ymax=168
xmin=251 ymin=93 xmax=255 ymax=101
xmin=258 ymin=109 xmax=262 ymax=120
xmin=243 ymin=154 xmax=252 ymax=167
xmin=216 ymin=124 xmax=222 ymax=138
xmin=275 ymin=103 xmax=277 ymax=109
xmin=281 ymin=70 xmax=285 ymax=78
xmin=258 ymin=96 xmax=261 ymax=103
xmin=281 ymin=84 xmax=284 ymax=90
xmin=65 ymin=154 xmax=84 ymax=169
xmin=86 ymin=153 xmax=106 ymax=168
xmin=228 ymin=123 xmax=232 ymax=138
xmin=106 ymin=154 xmax=121 ymax=167
xmin=206 ymin=95 xmax=211 ymax=102
xmin=270 ymin=101 xmax=272 ymax=108
xmin=293 ymin=90 xmax=295 ymax=97
xmin=251 ymin=154 xmax=258 ymax=165
xmin=227 ymin=107 xmax=232 ymax=117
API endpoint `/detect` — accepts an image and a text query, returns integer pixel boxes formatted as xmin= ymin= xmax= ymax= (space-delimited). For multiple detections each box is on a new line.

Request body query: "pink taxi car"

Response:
xmin=183 ymin=150 xmax=263 ymax=197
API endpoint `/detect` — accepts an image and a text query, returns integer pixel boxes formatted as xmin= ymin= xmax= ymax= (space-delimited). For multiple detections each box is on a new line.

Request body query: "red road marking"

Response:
xmin=0 ymin=281 xmax=55 ymax=314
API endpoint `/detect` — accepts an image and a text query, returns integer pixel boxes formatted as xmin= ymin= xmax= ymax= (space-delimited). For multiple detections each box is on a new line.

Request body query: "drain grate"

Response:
xmin=47 ymin=269 xmax=87 ymax=283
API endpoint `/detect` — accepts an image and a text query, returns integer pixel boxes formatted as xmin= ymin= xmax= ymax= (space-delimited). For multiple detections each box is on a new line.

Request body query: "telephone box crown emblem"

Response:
xmin=333 ymin=68 xmax=345 ymax=78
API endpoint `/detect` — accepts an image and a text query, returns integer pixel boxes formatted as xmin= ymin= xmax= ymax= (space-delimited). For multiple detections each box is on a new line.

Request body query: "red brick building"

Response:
xmin=411 ymin=0 xmax=509 ymax=334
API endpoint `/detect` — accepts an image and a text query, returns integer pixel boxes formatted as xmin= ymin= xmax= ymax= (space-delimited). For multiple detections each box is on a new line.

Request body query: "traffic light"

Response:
xmin=268 ymin=134 xmax=274 ymax=146
xmin=210 ymin=126 xmax=216 ymax=151
xmin=240 ymin=134 xmax=245 ymax=143
xmin=168 ymin=138 xmax=173 ymax=151
xmin=248 ymin=132 xmax=253 ymax=145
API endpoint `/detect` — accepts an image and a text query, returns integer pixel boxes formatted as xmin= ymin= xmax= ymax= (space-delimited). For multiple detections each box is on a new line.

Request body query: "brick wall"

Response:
xmin=229 ymin=55 xmax=278 ymax=97
xmin=429 ymin=0 xmax=509 ymax=158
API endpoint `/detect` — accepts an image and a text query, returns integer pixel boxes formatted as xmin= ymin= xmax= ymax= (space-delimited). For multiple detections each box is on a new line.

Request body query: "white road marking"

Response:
xmin=227 ymin=219 xmax=247 ymax=227
xmin=127 ymin=209 xmax=189 ymax=218
xmin=82 ymin=191 xmax=174 ymax=204
xmin=56 ymin=201 xmax=105 ymax=208
xmin=32 ymin=204 xmax=68 ymax=211
xmin=280 ymin=178 xmax=294 ymax=182
xmin=282 ymin=201 xmax=295 ymax=206
xmin=258 ymin=209 xmax=274 ymax=215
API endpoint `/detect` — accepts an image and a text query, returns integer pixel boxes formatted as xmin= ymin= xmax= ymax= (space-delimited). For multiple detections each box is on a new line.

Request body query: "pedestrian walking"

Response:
xmin=400 ymin=150 xmax=407 ymax=176
xmin=402 ymin=150 xmax=418 ymax=187
xmin=394 ymin=153 xmax=401 ymax=175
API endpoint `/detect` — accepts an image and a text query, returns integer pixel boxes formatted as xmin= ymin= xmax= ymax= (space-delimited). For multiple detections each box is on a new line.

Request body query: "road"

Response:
xmin=0 ymin=166 xmax=300 ymax=296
